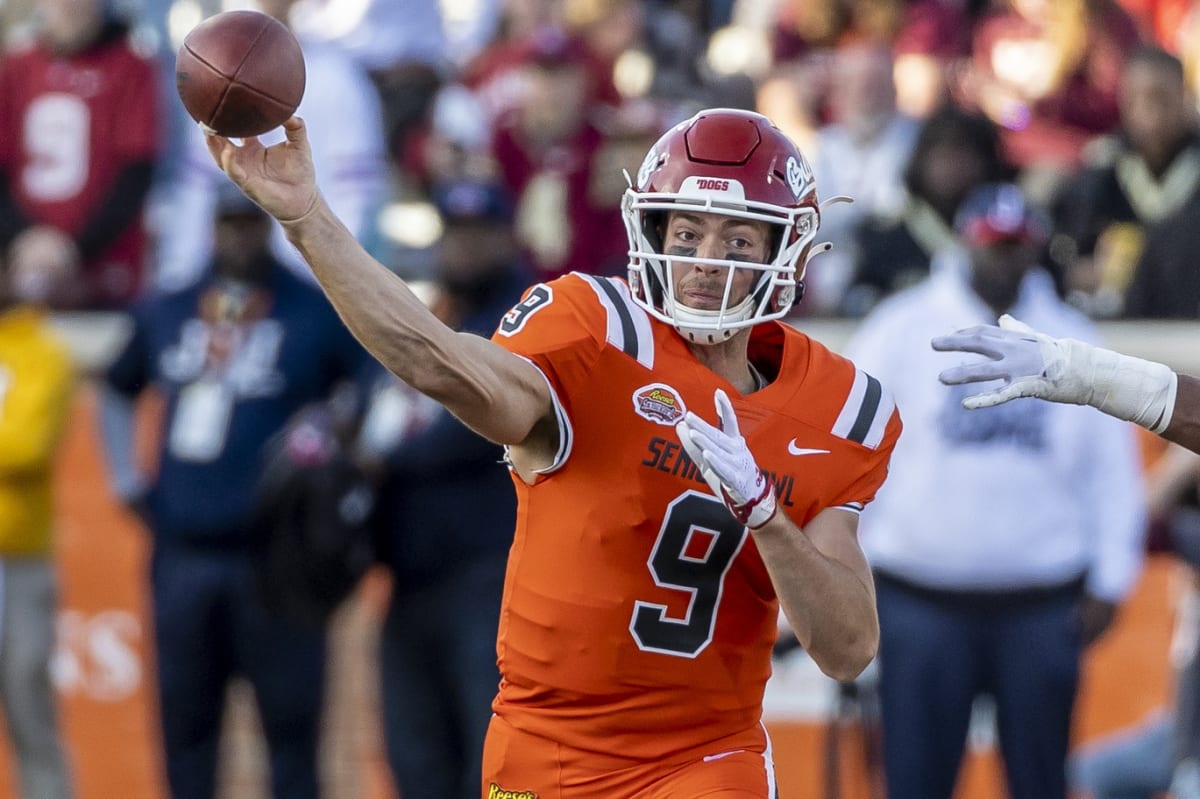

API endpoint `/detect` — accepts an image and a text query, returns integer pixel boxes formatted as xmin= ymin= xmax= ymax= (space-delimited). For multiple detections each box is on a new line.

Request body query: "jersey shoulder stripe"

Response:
xmin=577 ymin=274 xmax=655 ymax=370
xmin=831 ymin=369 xmax=895 ymax=450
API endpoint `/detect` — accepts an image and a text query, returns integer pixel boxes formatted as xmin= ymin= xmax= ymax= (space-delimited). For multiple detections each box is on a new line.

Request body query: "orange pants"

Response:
xmin=481 ymin=713 xmax=779 ymax=798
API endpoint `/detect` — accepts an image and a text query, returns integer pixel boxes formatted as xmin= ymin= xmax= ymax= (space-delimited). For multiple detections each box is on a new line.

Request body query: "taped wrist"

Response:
xmin=1064 ymin=338 xmax=1178 ymax=433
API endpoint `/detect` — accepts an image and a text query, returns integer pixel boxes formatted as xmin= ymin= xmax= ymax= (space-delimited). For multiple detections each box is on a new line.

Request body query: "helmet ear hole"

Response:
xmin=643 ymin=211 xmax=665 ymax=253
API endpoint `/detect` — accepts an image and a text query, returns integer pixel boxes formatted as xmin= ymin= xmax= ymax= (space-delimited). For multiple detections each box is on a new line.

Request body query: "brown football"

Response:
xmin=175 ymin=10 xmax=306 ymax=138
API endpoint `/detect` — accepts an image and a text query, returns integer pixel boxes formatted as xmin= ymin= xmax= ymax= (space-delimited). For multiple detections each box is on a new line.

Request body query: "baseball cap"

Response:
xmin=431 ymin=180 xmax=514 ymax=225
xmin=954 ymin=183 xmax=1049 ymax=247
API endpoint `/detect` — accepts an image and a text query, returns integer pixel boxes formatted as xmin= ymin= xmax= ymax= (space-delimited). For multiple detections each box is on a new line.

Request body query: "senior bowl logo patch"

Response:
xmin=633 ymin=383 xmax=687 ymax=425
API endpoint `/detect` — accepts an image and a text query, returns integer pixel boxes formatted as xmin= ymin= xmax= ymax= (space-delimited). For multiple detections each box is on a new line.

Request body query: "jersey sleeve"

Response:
xmin=832 ymin=402 xmax=902 ymax=512
xmin=490 ymin=275 xmax=608 ymax=387
xmin=490 ymin=275 xmax=608 ymax=472
xmin=824 ymin=365 xmax=904 ymax=514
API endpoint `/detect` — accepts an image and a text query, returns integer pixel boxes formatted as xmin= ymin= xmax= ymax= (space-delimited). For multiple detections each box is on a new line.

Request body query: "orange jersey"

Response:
xmin=490 ymin=274 xmax=901 ymax=760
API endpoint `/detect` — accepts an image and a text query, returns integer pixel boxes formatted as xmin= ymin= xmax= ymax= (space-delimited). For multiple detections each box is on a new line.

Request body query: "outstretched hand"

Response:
xmin=676 ymin=389 xmax=777 ymax=529
xmin=203 ymin=116 xmax=320 ymax=224
xmin=931 ymin=314 xmax=1054 ymax=409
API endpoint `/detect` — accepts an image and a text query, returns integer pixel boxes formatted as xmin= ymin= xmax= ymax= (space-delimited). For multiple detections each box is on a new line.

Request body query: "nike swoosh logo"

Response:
xmin=703 ymin=749 xmax=745 ymax=762
xmin=788 ymin=440 xmax=830 ymax=456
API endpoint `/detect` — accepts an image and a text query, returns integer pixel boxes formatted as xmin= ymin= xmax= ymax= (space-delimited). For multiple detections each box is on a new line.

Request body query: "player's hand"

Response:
xmin=931 ymin=314 xmax=1084 ymax=409
xmin=203 ymin=116 xmax=319 ymax=224
xmin=676 ymin=389 xmax=777 ymax=529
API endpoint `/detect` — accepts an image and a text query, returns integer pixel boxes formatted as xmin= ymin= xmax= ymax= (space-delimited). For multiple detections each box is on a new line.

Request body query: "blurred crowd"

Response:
xmin=1 ymin=0 xmax=1198 ymax=321
xmin=3 ymin=0 xmax=1200 ymax=798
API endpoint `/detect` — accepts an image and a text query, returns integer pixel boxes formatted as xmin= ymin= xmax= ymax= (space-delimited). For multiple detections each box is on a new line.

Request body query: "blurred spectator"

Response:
xmin=843 ymin=103 xmax=1013 ymax=316
xmin=770 ymin=0 xmax=849 ymax=63
xmin=462 ymin=10 xmax=616 ymax=126
xmin=889 ymin=0 xmax=973 ymax=119
xmin=1123 ymin=201 xmax=1200 ymax=320
xmin=770 ymin=0 xmax=970 ymax=120
xmin=356 ymin=178 xmax=526 ymax=799
xmin=1051 ymin=46 xmax=1200 ymax=318
xmin=808 ymin=41 xmax=921 ymax=315
xmin=0 ymin=0 xmax=162 ymax=309
xmin=0 ymin=244 xmax=77 ymax=798
xmin=846 ymin=183 xmax=1147 ymax=799
xmin=155 ymin=1 xmax=388 ymax=292
xmin=755 ymin=59 xmax=827 ymax=158
xmin=1116 ymin=0 xmax=1194 ymax=49
xmin=409 ymin=83 xmax=500 ymax=189
xmin=1070 ymin=443 xmax=1200 ymax=799
xmin=1183 ymin=7 xmax=1200 ymax=106
xmin=490 ymin=28 xmax=629 ymax=279
xmin=97 ymin=183 xmax=371 ymax=799
xmin=638 ymin=0 xmax=710 ymax=104
xmin=962 ymin=0 xmax=1142 ymax=187
xmin=290 ymin=0 xmax=447 ymax=161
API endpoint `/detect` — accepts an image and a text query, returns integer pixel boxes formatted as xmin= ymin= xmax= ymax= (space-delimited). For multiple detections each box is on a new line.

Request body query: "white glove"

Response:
xmin=676 ymin=389 xmax=777 ymax=529
xmin=932 ymin=314 xmax=1178 ymax=434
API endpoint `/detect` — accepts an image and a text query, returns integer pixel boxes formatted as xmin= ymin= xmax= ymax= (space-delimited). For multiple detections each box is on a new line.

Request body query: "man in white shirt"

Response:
xmin=844 ymin=183 xmax=1147 ymax=799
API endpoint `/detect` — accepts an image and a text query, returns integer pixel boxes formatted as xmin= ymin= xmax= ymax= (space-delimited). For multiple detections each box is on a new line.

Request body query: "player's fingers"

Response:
xmin=961 ymin=386 xmax=1021 ymax=410
xmin=202 ymin=126 xmax=229 ymax=165
xmin=675 ymin=420 xmax=705 ymax=465
xmin=930 ymin=331 xmax=999 ymax=356
xmin=282 ymin=116 xmax=309 ymax=151
xmin=997 ymin=314 xmax=1036 ymax=335
xmin=937 ymin=363 xmax=1009 ymax=385
xmin=714 ymin=389 xmax=739 ymax=437
xmin=681 ymin=410 xmax=721 ymax=440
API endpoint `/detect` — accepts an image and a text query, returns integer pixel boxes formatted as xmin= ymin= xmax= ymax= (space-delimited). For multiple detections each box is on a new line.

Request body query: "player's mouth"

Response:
xmin=680 ymin=284 xmax=727 ymax=307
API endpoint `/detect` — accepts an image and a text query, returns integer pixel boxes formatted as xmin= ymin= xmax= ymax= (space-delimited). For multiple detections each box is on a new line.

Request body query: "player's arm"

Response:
xmin=677 ymin=390 xmax=878 ymax=681
xmin=1163 ymin=375 xmax=1200 ymax=454
xmin=932 ymin=314 xmax=1200 ymax=451
xmin=204 ymin=118 xmax=554 ymax=452
xmin=751 ymin=507 xmax=878 ymax=681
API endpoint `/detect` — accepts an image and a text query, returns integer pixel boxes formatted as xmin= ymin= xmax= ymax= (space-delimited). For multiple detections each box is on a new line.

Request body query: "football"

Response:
xmin=175 ymin=10 xmax=306 ymax=138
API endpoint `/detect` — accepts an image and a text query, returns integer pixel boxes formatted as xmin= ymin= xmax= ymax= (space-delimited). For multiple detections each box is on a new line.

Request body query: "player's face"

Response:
xmin=664 ymin=211 xmax=771 ymax=310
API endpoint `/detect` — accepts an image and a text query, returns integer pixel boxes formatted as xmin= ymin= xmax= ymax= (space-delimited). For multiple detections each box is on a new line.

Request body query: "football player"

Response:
xmin=205 ymin=107 xmax=901 ymax=796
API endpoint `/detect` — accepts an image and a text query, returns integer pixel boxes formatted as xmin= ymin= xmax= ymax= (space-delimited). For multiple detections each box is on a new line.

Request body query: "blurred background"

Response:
xmin=2 ymin=0 xmax=1200 ymax=796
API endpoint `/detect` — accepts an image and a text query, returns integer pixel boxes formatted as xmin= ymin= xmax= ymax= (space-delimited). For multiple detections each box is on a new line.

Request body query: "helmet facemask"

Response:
xmin=623 ymin=188 xmax=819 ymax=345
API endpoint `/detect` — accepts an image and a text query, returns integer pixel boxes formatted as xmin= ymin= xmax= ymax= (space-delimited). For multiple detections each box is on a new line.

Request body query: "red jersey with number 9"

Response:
xmin=490 ymin=273 xmax=901 ymax=760
xmin=0 ymin=28 xmax=161 ymax=307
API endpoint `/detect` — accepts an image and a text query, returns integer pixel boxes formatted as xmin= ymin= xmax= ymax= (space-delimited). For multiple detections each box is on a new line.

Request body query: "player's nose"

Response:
xmin=692 ymin=235 xmax=728 ymax=269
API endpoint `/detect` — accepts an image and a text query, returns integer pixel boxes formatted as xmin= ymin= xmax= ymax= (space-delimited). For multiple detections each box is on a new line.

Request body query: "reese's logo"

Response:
xmin=633 ymin=383 xmax=687 ymax=425
xmin=488 ymin=783 xmax=538 ymax=799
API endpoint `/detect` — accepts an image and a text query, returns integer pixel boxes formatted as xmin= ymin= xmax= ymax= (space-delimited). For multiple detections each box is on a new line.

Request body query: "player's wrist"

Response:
xmin=276 ymin=192 xmax=321 ymax=227
xmin=723 ymin=471 xmax=777 ymax=529
xmin=1069 ymin=340 xmax=1178 ymax=433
